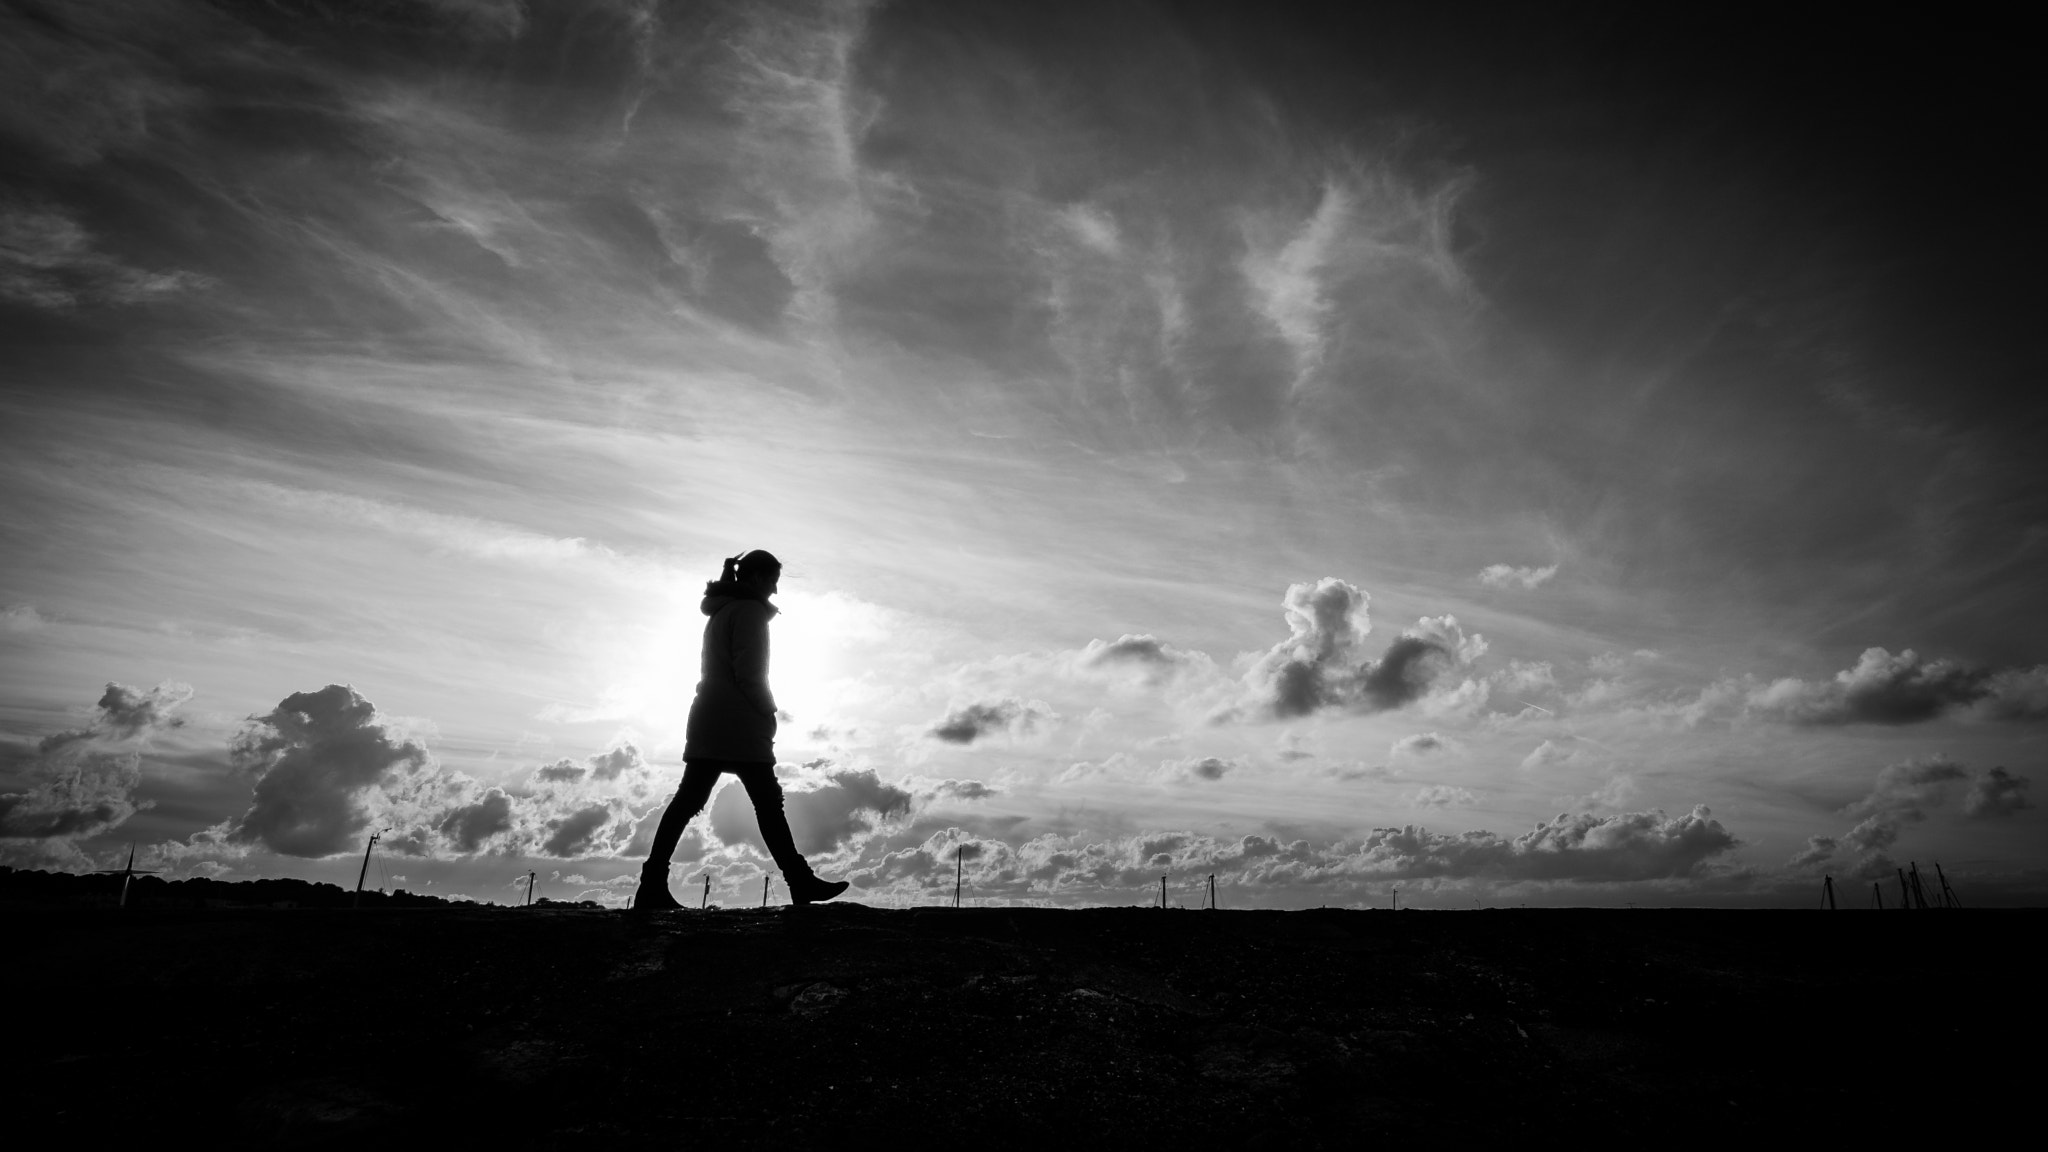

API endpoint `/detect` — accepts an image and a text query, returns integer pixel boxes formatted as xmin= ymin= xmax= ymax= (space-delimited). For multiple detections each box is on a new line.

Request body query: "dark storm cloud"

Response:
xmin=224 ymin=684 xmax=429 ymax=858
xmin=542 ymin=804 xmax=613 ymax=858
xmin=1 ymin=681 xmax=189 ymax=848
xmin=1358 ymin=636 xmax=1448 ymax=711
xmin=1750 ymin=649 xmax=2048 ymax=725
xmin=928 ymin=699 xmax=1053 ymax=744
xmin=1964 ymin=767 xmax=2033 ymax=819
xmin=437 ymin=786 xmax=513 ymax=853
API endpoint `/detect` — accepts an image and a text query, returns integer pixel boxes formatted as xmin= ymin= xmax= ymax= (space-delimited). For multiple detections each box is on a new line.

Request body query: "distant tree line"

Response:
xmin=0 ymin=866 xmax=462 ymax=910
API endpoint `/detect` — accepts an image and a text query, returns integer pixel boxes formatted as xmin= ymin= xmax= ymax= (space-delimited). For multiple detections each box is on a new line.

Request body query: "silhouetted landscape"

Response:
xmin=6 ymin=870 xmax=2031 ymax=1144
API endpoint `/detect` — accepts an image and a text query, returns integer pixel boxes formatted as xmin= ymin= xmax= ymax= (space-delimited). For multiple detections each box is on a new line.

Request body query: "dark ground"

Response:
xmin=7 ymin=904 xmax=2030 ymax=1145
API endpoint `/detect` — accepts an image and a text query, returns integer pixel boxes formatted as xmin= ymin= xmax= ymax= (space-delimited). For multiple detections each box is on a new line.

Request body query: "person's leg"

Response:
xmin=735 ymin=763 xmax=812 ymax=881
xmin=634 ymin=760 xmax=723 ymax=911
xmin=737 ymin=764 xmax=848 ymax=904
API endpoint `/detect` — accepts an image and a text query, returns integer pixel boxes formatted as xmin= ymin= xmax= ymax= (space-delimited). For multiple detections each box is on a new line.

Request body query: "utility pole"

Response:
xmin=1159 ymin=875 xmax=1167 ymax=909
xmin=1935 ymin=862 xmax=1962 ymax=908
xmin=1392 ymin=887 xmax=1399 ymax=911
xmin=701 ymin=874 xmax=710 ymax=910
xmin=955 ymin=852 xmax=963 ymax=909
xmin=1896 ymin=868 xmax=1912 ymax=909
xmin=1908 ymin=862 xmax=1931 ymax=909
xmin=1871 ymin=882 xmax=1884 ymax=910
xmin=1207 ymin=874 xmax=1217 ymax=910
xmin=526 ymin=871 xmax=536 ymax=907
xmin=353 ymin=830 xmax=382 ymax=908
xmin=1821 ymin=875 xmax=1836 ymax=910
xmin=762 ymin=875 xmax=770 ymax=907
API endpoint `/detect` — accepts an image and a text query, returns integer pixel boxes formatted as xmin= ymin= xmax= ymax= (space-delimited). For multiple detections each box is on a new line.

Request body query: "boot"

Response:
xmin=631 ymin=865 xmax=685 ymax=914
xmin=788 ymin=875 xmax=849 ymax=906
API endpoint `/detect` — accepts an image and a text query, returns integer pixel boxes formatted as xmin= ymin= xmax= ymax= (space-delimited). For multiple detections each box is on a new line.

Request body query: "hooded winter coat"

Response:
xmin=683 ymin=587 xmax=779 ymax=764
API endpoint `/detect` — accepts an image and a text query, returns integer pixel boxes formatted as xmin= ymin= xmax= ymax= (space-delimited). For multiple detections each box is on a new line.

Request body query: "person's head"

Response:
xmin=722 ymin=549 xmax=782 ymax=595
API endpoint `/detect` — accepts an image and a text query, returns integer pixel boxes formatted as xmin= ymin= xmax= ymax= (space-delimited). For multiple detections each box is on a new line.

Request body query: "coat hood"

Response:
xmin=701 ymin=582 xmax=779 ymax=617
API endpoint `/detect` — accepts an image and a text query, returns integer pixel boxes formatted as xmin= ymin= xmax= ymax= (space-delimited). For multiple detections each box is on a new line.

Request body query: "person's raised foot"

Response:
xmin=631 ymin=873 xmax=686 ymax=914
xmin=790 ymin=876 xmax=849 ymax=906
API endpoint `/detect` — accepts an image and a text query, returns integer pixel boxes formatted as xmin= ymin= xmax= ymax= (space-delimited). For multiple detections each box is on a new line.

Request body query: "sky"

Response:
xmin=3 ymin=0 xmax=2042 ymax=908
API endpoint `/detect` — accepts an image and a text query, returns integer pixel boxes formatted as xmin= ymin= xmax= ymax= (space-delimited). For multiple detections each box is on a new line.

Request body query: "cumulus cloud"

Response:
xmin=1839 ymin=756 xmax=1968 ymax=853
xmin=1788 ymin=755 xmax=2012 ymax=875
xmin=1519 ymin=739 xmax=1576 ymax=772
xmin=437 ymin=788 xmax=513 ymax=853
xmin=195 ymin=684 xmax=665 ymax=861
xmin=1978 ymin=667 xmax=2048 ymax=721
xmin=1479 ymin=563 xmax=1558 ymax=590
xmin=926 ymin=779 xmax=1001 ymax=802
xmin=1077 ymin=634 xmax=1211 ymax=684
xmin=1224 ymin=579 xmax=1484 ymax=722
xmin=927 ymin=698 xmax=1055 ymax=744
xmin=842 ymin=806 xmax=1736 ymax=901
xmin=1391 ymin=732 xmax=1446 ymax=758
xmin=1237 ymin=578 xmax=1370 ymax=718
xmin=1164 ymin=756 xmax=1234 ymax=783
xmin=1749 ymin=647 xmax=2048 ymax=725
xmin=222 ymin=685 xmax=433 ymax=858
xmin=1963 ymin=767 xmax=2033 ymax=819
xmin=542 ymin=805 xmax=615 ymax=857
xmin=529 ymin=744 xmax=648 ymax=788
xmin=35 ymin=682 xmax=194 ymax=755
xmin=1 ymin=681 xmax=190 ymax=850
xmin=0 ymin=750 xmax=147 ymax=843
xmin=1346 ymin=807 xmax=1736 ymax=882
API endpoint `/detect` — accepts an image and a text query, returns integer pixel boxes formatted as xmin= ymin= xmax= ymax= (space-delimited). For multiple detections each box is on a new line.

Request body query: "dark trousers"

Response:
xmin=644 ymin=759 xmax=813 ymax=882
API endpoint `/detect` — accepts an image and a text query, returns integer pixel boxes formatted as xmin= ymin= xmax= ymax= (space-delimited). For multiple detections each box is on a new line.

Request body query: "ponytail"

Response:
xmin=720 ymin=555 xmax=741 ymax=583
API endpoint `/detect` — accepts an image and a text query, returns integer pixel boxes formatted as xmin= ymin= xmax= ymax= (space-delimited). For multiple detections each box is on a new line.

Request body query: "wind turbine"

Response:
xmin=94 ymin=844 xmax=159 ymax=908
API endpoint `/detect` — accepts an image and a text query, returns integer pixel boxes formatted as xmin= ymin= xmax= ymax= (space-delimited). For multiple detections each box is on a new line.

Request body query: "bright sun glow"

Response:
xmin=606 ymin=586 xmax=892 ymax=748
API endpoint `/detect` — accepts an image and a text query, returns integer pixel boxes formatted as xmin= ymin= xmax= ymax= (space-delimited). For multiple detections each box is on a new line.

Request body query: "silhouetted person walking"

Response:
xmin=635 ymin=550 xmax=850 ymax=912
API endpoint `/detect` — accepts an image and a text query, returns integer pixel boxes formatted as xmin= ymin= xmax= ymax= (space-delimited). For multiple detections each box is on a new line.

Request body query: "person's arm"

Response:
xmin=729 ymin=601 xmax=778 ymax=718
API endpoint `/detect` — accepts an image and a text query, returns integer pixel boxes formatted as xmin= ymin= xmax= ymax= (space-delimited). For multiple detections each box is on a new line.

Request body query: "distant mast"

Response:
xmin=352 ymin=830 xmax=383 ymax=908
